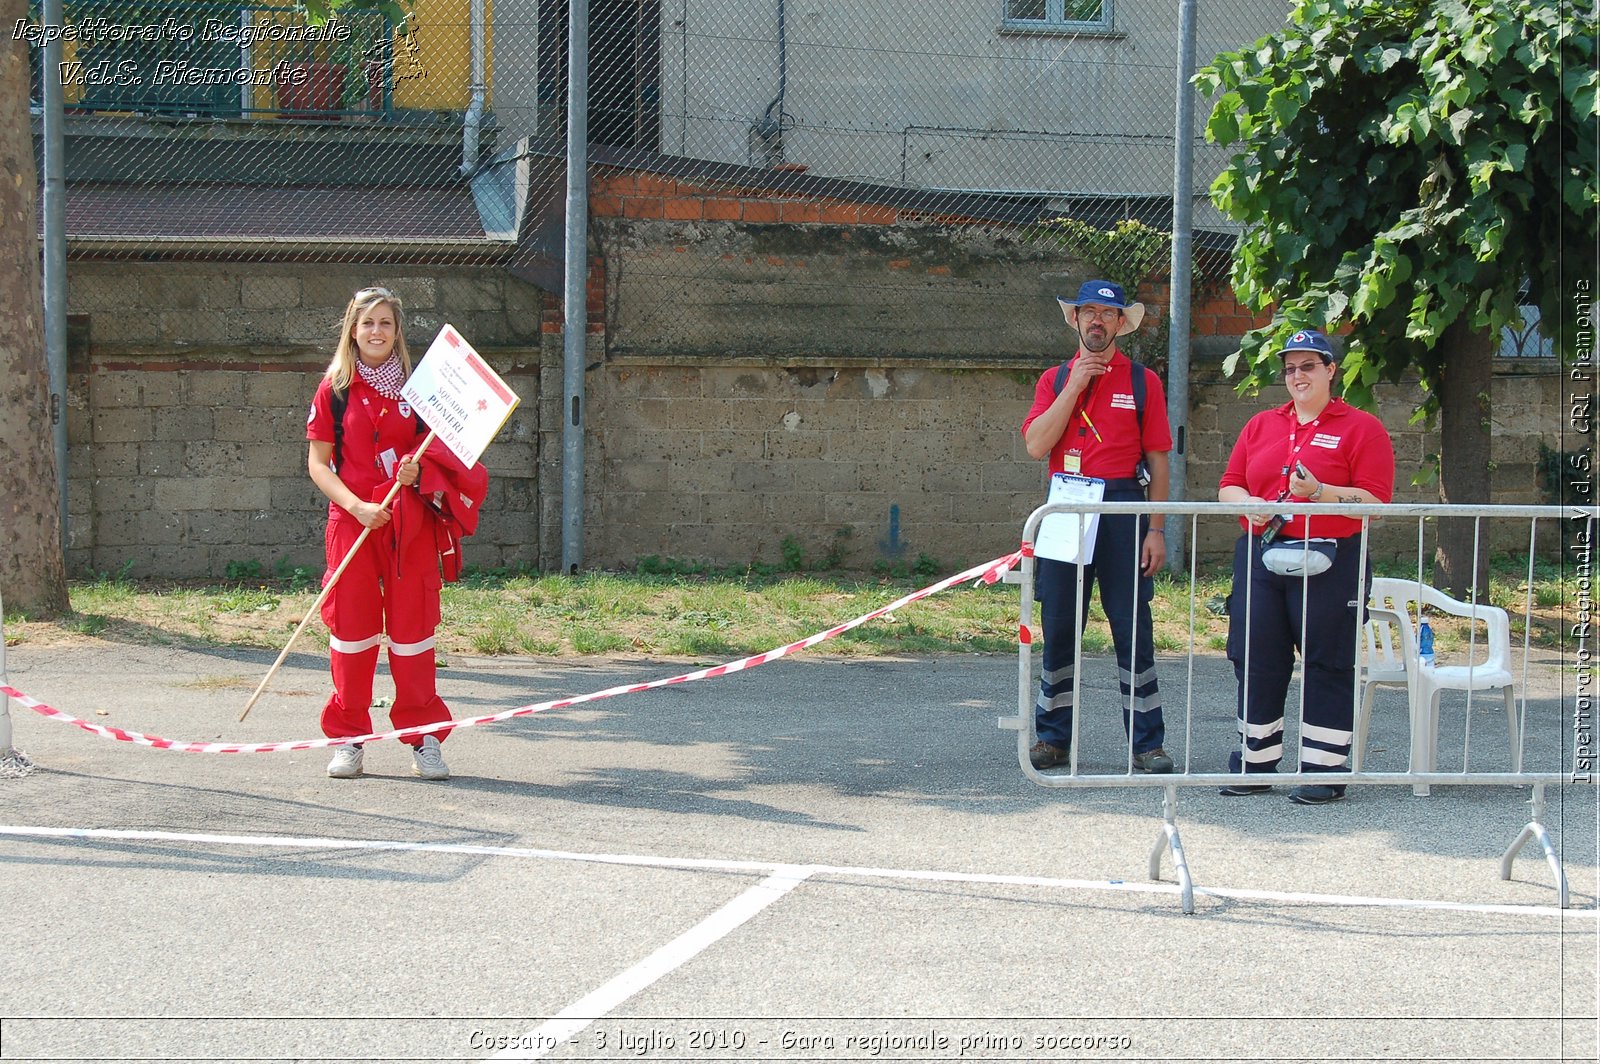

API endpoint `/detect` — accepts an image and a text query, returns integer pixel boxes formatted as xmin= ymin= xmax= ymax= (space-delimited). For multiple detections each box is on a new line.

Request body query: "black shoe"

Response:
xmin=1029 ymin=741 xmax=1070 ymax=770
xmin=1220 ymin=749 xmax=1273 ymax=794
xmin=1288 ymin=783 xmax=1348 ymax=805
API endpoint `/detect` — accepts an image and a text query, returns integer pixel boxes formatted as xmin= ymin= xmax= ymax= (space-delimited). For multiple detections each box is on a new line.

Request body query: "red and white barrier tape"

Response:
xmin=1 ymin=551 xmax=1022 ymax=755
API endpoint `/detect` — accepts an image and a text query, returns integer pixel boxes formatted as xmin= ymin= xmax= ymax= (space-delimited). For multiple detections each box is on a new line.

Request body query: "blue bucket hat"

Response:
xmin=1057 ymin=279 xmax=1146 ymax=336
xmin=1279 ymin=328 xmax=1338 ymax=362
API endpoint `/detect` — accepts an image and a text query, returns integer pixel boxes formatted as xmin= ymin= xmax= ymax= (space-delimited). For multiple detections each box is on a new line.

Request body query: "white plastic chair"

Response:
xmin=1358 ymin=577 xmax=1520 ymax=795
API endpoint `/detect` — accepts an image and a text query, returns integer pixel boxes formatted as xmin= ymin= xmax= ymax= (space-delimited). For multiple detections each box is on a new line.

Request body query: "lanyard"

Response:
xmin=1074 ymin=377 xmax=1104 ymax=443
xmin=360 ymin=393 xmax=389 ymax=471
xmin=1279 ymin=415 xmax=1320 ymax=498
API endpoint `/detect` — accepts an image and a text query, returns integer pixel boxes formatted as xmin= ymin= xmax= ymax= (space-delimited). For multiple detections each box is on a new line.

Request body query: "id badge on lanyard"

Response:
xmin=1282 ymin=417 xmax=1319 ymax=494
xmin=1064 ymin=384 xmax=1100 ymax=479
xmin=361 ymin=394 xmax=400 ymax=478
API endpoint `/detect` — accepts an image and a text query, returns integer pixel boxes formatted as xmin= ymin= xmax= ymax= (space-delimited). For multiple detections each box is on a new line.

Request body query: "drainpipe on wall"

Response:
xmin=460 ymin=0 xmax=487 ymax=175
xmin=750 ymin=0 xmax=786 ymax=166
xmin=239 ymin=9 xmax=253 ymax=114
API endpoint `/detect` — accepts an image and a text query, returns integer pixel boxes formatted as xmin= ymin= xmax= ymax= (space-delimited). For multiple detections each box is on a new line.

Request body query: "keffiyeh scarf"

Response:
xmin=357 ymin=354 xmax=405 ymax=400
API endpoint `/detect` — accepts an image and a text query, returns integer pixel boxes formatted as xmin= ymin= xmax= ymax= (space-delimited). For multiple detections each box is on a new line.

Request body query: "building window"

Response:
xmin=539 ymin=0 xmax=662 ymax=151
xmin=1003 ymin=0 xmax=1112 ymax=33
xmin=1499 ymin=303 xmax=1556 ymax=358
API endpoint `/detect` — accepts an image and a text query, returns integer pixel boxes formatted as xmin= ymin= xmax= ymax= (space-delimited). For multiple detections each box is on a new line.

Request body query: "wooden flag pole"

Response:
xmin=239 ymin=431 xmax=437 ymax=722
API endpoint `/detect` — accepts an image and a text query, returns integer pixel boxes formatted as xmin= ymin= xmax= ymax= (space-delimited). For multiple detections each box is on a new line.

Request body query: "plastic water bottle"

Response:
xmin=1418 ymin=619 xmax=1435 ymax=667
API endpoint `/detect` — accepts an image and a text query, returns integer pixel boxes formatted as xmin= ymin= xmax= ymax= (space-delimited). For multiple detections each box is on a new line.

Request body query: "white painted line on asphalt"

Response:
xmin=485 ymin=867 xmax=814 ymax=1062
xmin=828 ymin=863 xmax=1596 ymax=919
xmin=2 ymin=823 xmax=1590 ymax=919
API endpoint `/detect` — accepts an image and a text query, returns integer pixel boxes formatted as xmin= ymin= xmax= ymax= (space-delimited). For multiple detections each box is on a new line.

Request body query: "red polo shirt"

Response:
xmin=307 ymin=376 xmax=428 ymax=509
xmin=1219 ymin=398 xmax=1395 ymax=539
xmin=1022 ymin=350 xmax=1173 ymax=479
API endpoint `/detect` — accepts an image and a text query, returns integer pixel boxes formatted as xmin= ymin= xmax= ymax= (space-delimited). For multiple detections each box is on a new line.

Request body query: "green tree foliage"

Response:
xmin=1197 ymin=0 xmax=1597 ymax=413
xmin=300 ymin=0 xmax=410 ymax=26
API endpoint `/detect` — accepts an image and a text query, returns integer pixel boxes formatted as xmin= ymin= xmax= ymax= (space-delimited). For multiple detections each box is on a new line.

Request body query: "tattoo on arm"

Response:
xmin=1336 ymin=492 xmax=1364 ymax=504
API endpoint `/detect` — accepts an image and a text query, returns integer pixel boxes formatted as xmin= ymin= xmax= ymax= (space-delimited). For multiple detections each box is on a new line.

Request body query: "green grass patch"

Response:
xmin=13 ymin=556 xmax=1581 ymax=661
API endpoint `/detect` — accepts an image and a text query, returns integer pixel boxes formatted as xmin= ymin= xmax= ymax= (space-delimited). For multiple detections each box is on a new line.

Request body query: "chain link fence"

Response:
xmin=46 ymin=1 xmax=1563 ymax=578
xmin=19 ymin=0 xmax=1580 ymax=583
xmin=557 ymin=0 xmax=1285 ymax=370
xmin=25 ymin=0 xmax=490 ymax=283
xmin=26 ymin=1 xmax=1564 ymax=362
xmin=25 ymin=0 xmax=1288 ymax=294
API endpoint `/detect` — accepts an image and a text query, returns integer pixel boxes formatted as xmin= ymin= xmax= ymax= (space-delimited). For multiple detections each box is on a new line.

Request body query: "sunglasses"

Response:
xmin=1280 ymin=358 xmax=1331 ymax=379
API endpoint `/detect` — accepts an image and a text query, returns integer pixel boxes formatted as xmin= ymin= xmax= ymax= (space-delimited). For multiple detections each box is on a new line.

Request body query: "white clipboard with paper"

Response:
xmin=1034 ymin=473 xmax=1106 ymax=564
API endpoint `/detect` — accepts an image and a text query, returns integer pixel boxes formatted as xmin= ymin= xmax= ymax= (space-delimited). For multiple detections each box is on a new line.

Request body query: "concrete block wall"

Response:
xmin=64 ymin=262 xmax=542 ymax=579
xmin=57 ymin=196 xmax=1569 ymax=580
xmin=572 ymin=359 xmax=1045 ymax=572
xmin=561 ymin=353 xmax=1566 ymax=573
xmin=570 ymin=166 xmax=1568 ymax=571
xmin=562 ymin=167 xmax=1087 ymax=570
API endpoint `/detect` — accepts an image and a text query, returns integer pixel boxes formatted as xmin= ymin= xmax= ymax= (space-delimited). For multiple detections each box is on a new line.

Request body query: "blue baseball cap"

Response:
xmin=1056 ymin=279 xmax=1146 ymax=336
xmin=1279 ymin=329 xmax=1338 ymax=362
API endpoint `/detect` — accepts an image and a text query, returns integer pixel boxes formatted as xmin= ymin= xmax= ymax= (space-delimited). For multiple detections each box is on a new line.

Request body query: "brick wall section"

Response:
xmin=1190 ymin=291 xmax=1276 ymax=342
xmin=65 ymin=263 xmax=542 ymax=579
xmin=591 ymin=171 xmax=916 ymax=228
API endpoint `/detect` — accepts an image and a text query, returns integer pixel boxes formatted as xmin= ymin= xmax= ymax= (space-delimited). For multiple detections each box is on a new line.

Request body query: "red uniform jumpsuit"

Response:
xmin=306 ymin=377 xmax=453 ymax=747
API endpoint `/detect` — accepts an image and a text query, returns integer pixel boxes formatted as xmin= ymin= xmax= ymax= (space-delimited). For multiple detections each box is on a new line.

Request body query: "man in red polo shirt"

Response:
xmin=1021 ymin=280 xmax=1175 ymax=773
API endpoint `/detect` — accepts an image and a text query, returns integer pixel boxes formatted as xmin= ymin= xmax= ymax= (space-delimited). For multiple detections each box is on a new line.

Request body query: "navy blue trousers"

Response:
xmin=1035 ymin=498 xmax=1165 ymax=755
xmin=1226 ymin=533 xmax=1366 ymax=774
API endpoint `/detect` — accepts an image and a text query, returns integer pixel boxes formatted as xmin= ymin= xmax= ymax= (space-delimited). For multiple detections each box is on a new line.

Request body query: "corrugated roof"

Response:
xmin=45 ymin=181 xmax=495 ymax=244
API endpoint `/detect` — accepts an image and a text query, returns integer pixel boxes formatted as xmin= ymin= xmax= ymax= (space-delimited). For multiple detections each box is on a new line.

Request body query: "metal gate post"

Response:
xmin=1149 ymin=783 xmax=1195 ymax=913
xmin=1500 ymin=782 xmax=1570 ymax=908
xmin=561 ymin=0 xmax=591 ymax=574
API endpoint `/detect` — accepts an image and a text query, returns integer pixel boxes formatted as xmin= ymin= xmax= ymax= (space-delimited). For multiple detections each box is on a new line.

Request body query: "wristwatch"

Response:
xmin=1309 ymin=481 xmax=1324 ymax=500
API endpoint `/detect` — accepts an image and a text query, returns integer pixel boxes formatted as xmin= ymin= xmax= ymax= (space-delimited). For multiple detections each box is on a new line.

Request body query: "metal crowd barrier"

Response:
xmin=1001 ymin=500 xmax=1598 ymax=913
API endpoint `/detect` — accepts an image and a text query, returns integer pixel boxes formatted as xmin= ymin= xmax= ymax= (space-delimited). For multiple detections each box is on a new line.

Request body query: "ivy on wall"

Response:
xmin=1027 ymin=218 xmax=1171 ymax=295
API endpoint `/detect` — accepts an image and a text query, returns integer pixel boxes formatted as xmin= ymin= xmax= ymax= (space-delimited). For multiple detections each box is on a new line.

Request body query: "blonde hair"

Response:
xmin=325 ymin=286 xmax=411 ymax=391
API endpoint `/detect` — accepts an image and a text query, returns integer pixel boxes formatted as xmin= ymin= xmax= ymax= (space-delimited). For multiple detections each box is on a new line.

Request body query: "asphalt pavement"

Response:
xmin=1 ymin=638 xmax=1595 ymax=1063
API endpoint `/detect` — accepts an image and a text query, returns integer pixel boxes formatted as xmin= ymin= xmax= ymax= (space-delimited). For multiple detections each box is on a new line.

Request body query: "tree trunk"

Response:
xmin=0 ymin=0 xmax=69 ymax=617
xmin=1433 ymin=317 xmax=1494 ymax=599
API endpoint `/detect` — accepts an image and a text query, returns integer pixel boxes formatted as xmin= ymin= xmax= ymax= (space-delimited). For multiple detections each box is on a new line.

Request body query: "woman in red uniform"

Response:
xmin=306 ymin=287 xmax=453 ymax=780
xmin=1217 ymin=329 xmax=1395 ymax=804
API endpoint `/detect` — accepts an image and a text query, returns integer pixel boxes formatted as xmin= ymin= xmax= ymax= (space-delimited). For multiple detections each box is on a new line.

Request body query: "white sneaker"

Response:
xmin=327 ymin=744 xmax=364 ymax=778
xmin=411 ymin=736 xmax=449 ymax=780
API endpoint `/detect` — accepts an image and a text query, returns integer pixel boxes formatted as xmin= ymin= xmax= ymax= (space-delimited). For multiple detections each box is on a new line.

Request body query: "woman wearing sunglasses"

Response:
xmin=1216 ymin=329 xmax=1395 ymax=804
